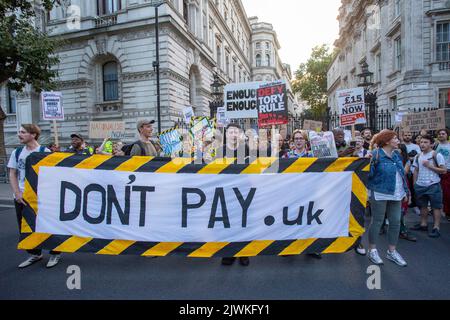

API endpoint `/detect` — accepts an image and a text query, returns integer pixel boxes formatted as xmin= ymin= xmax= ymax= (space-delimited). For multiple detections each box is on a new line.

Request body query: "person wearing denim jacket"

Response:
xmin=367 ymin=130 xmax=410 ymax=267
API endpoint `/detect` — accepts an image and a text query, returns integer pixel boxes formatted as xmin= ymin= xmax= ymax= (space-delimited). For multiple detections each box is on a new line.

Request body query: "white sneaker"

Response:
xmin=46 ymin=255 xmax=61 ymax=268
xmin=368 ymin=249 xmax=384 ymax=265
xmin=386 ymin=250 xmax=407 ymax=267
xmin=18 ymin=255 xmax=43 ymax=269
xmin=355 ymin=244 xmax=367 ymax=256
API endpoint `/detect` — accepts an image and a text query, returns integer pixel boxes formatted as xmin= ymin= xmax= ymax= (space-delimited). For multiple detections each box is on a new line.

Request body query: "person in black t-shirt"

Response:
xmin=220 ymin=124 xmax=250 ymax=267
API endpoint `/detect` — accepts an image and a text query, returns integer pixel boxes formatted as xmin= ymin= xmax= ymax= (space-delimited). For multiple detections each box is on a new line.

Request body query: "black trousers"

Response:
xmin=14 ymin=200 xmax=60 ymax=256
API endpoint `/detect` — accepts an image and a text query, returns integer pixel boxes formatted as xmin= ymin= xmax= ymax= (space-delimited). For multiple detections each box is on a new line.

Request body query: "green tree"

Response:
xmin=293 ymin=45 xmax=336 ymax=121
xmin=0 ymin=0 xmax=62 ymax=157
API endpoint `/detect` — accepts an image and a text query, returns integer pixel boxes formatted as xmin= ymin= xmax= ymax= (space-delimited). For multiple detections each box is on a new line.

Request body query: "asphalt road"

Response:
xmin=0 ymin=205 xmax=449 ymax=300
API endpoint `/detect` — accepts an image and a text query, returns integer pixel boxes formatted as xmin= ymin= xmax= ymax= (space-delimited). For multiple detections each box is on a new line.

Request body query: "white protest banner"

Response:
xmin=224 ymin=81 xmax=264 ymax=119
xmin=41 ymin=92 xmax=64 ymax=120
xmin=183 ymin=106 xmax=195 ymax=124
xmin=20 ymin=154 xmax=369 ymax=257
xmin=337 ymin=88 xmax=366 ymax=127
xmin=89 ymin=121 xmax=126 ymax=139
xmin=36 ymin=167 xmax=352 ymax=243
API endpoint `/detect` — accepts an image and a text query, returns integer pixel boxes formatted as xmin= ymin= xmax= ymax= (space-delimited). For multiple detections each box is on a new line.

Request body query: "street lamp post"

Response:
xmin=151 ymin=0 xmax=165 ymax=134
xmin=209 ymin=73 xmax=224 ymax=118
xmin=357 ymin=61 xmax=377 ymax=132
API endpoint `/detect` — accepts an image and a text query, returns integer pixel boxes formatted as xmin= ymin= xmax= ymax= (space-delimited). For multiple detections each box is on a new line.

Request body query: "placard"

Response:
xmin=337 ymin=88 xmax=366 ymax=127
xmin=257 ymin=81 xmax=288 ymax=128
xmin=41 ymin=92 xmax=64 ymax=120
xmin=89 ymin=121 xmax=126 ymax=139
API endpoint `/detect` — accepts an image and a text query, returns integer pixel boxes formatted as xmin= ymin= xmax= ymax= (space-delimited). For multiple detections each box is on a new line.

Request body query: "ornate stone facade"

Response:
xmin=1 ymin=0 xmax=296 ymax=152
xmin=328 ymin=0 xmax=450 ymax=125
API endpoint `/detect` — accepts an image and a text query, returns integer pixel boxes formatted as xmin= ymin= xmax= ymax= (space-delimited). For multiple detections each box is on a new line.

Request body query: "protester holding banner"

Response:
xmin=361 ymin=128 xmax=373 ymax=150
xmin=367 ymin=130 xmax=409 ymax=267
xmin=47 ymin=143 xmax=60 ymax=153
xmin=435 ymin=129 xmax=450 ymax=220
xmin=333 ymin=128 xmax=355 ymax=157
xmin=274 ymin=133 xmax=288 ymax=158
xmin=112 ymin=141 xmax=125 ymax=156
xmin=65 ymin=133 xmax=92 ymax=155
xmin=8 ymin=125 xmax=61 ymax=269
xmin=352 ymin=137 xmax=370 ymax=158
xmin=283 ymin=130 xmax=312 ymax=159
xmin=411 ymin=135 xmax=447 ymax=238
xmin=221 ymin=123 xmax=250 ymax=267
xmin=129 ymin=120 xmax=161 ymax=157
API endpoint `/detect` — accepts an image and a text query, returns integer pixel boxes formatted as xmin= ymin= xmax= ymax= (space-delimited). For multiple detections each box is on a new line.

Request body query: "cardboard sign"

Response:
xmin=89 ymin=121 xmax=126 ymax=139
xmin=401 ymin=109 xmax=446 ymax=133
xmin=257 ymin=81 xmax=288 ymax=128
xmin=337 ymin=88 xmax=366 ymax=127
xmin=303 ymin=120 xmax=323 ymax=132
xmin=41 ymin=92 xmax=64 ymax=120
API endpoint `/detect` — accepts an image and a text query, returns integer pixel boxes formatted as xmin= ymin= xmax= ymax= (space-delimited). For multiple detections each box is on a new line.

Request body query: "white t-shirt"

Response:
xmin=374 ymin=172 xmax=406 ymax=201
xmin=412 ymin=151 xmax=446 ymax=187
xmin=405 ymin=143 xmax=421 ymax=155
xmin=435 ymin=143 xmax=450 ymax=170
xmin=7 ymin=145 xmax=50 ymax=193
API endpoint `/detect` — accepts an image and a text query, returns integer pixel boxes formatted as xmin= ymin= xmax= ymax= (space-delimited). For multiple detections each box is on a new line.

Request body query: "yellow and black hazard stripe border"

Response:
xmin=18 ymin=152 xmax=369 ymax=258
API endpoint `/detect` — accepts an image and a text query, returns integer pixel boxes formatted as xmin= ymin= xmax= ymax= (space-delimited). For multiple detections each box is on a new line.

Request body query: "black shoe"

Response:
xmin=221 ymin=257 xmax=236 ymax=266
xmin=239 ymin=257 xmax=250 ymax=266
xmin=411 ymin=224 xmax=428 ymax=232
xmin=429 ymin=228 xmax=441 ymax=238
xmin=308 ymin=253 xmax=322 ymax=260
xmin=399 ymin=232 xmax=417 ymax=242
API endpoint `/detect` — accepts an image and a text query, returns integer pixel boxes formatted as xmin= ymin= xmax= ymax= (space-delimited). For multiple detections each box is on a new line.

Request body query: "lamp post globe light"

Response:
xmin=209 ymin=73 xmax=225 ymax=118
xmin=357 ymin=60 xmax=377 ymax=132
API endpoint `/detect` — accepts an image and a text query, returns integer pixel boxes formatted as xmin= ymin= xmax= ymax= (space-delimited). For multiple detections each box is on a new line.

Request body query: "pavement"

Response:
xmin=0 ymin=182 xmax=449 ymax=300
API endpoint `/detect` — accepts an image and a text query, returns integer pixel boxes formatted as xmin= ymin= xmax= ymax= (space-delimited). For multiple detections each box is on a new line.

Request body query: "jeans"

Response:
xmin=15 ymin=200 xmax=60 ymax=256
xmin=369 ymin=196 xmax=402 ymax=247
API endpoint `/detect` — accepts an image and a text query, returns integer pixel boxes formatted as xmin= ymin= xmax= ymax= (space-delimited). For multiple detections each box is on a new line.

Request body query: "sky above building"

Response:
xmin=241 ymin=0 xmax=341 ymax=76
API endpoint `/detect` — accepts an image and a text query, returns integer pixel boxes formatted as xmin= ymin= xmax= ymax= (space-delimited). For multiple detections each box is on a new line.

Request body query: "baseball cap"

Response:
xmin=70 ymin=133 xmax=84 ymax=141
xmin=137 ymin=119 xmax=156 ymax=130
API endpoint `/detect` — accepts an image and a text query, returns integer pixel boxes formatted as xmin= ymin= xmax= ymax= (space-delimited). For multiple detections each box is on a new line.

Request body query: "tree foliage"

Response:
xmin=0 ymin=0 xmax=62 ymax=93
xmin=292 ymin=45 xmax=336 ymax=119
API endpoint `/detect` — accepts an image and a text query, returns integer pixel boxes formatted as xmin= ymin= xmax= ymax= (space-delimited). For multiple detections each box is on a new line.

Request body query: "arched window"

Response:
xmin=266 ymin=54 xmax=271 ymax=66
xmin=103 ymin=61 xmax=119 ymax=101
xmin=256 ymin=54 xmax=261 ymax=67
xmin=256 ymin=42 xmax=261 ymax=50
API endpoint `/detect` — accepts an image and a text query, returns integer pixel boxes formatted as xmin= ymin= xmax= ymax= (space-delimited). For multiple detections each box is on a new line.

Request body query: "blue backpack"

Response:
xmin=15 ymin=146 xmax=46 ymax=163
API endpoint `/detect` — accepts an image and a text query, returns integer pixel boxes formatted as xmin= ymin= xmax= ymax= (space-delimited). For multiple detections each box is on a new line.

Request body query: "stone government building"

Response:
xmin=1 ymin=0 xmax=296 ymax=154
xmin=328 ymin=0 xmax=450 ymax=129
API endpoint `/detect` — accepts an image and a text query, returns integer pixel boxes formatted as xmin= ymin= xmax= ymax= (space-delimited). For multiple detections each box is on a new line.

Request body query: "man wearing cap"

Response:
xmin=130 ymin=120 xmax=161 ymax=157
xmin=65 ymin=134 xmax=93 ymax=155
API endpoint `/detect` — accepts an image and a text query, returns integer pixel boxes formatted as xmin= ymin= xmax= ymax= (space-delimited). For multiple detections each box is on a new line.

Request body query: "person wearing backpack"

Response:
xmin=7 ymin=124 xmax=61 ymax=269
xmin=411 ymin=134 xmax=447 ymax=238
xmin=127 ymin=120 xmax=161 ymax=157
